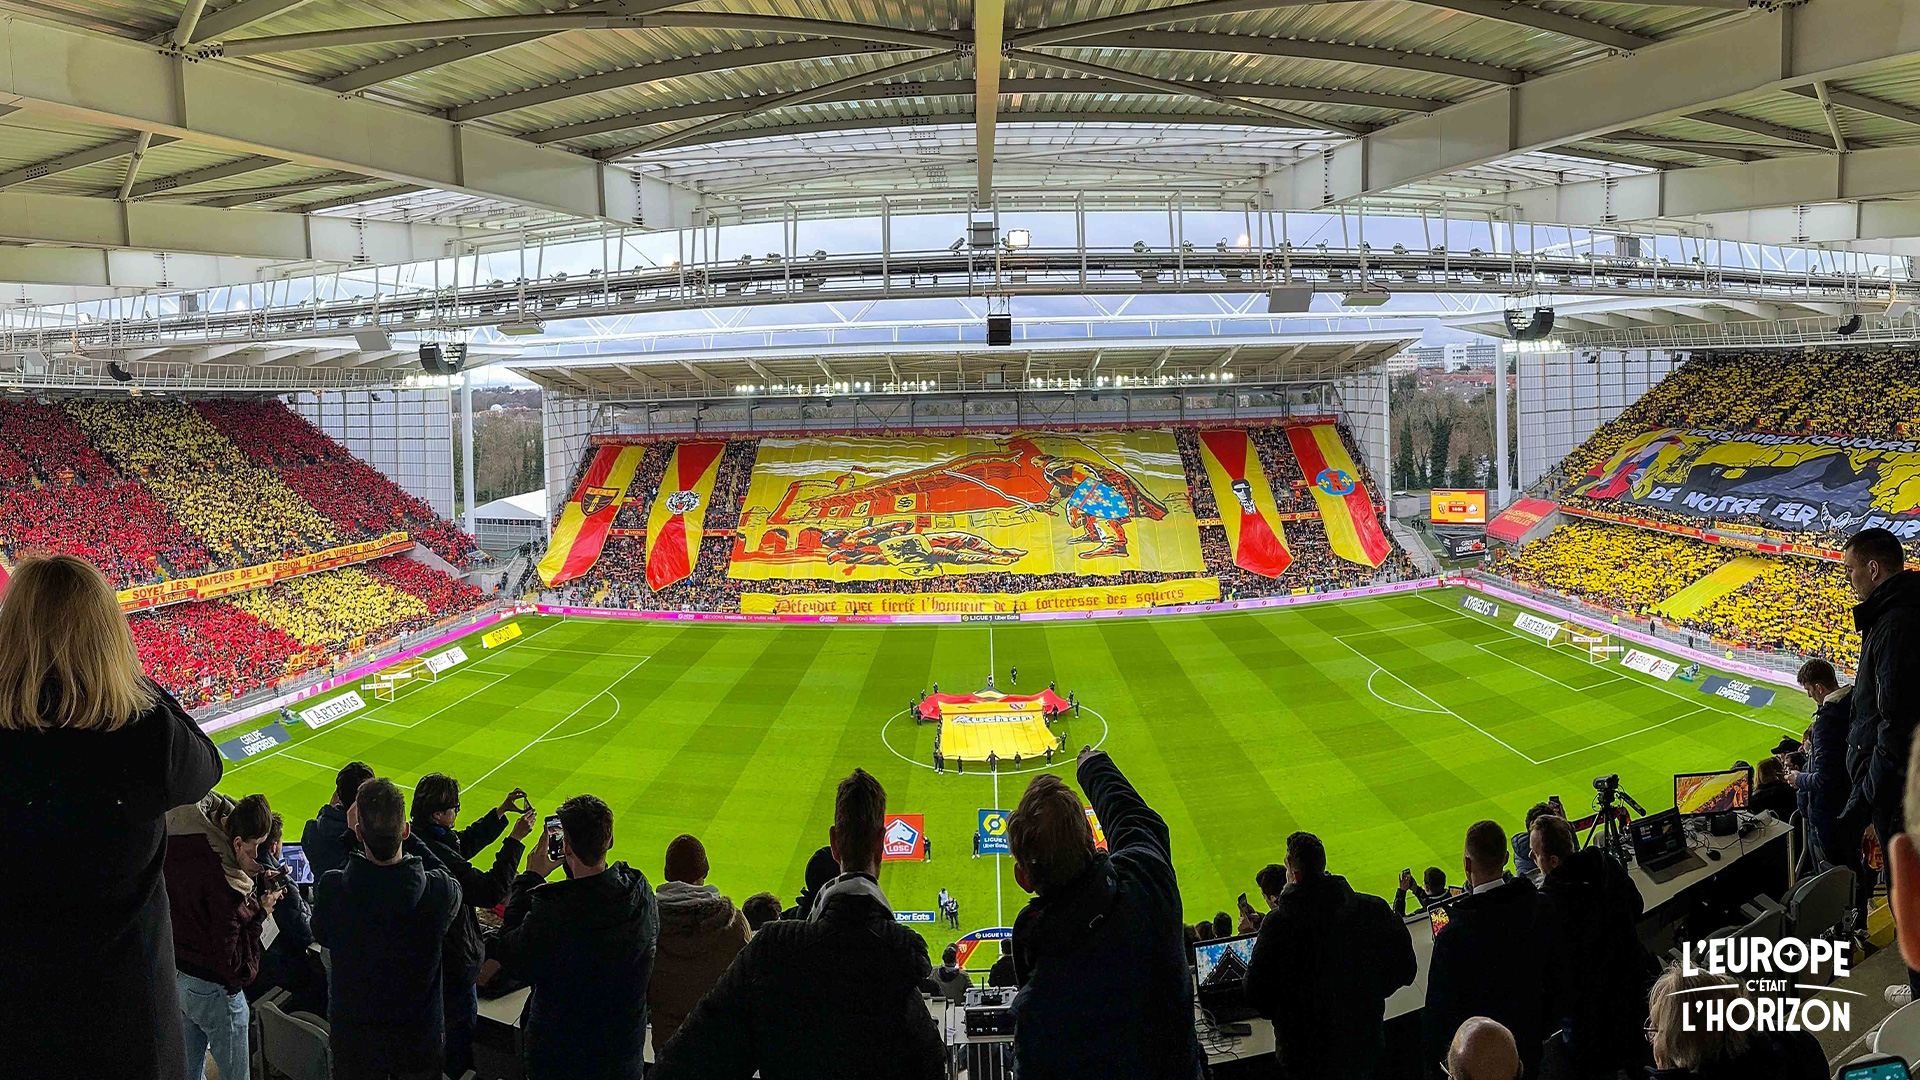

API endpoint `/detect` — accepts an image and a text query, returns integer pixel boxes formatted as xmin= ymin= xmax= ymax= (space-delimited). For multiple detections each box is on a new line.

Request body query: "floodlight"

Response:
xmin=1132 ymin=241 xmax=1149 ymax=253
xmin=1004 ymin=229 xmax=1032 ymax=250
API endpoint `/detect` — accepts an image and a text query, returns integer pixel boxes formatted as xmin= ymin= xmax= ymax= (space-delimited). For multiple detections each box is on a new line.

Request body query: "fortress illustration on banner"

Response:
xmin=728 ymin=432 xmax=1204 ymax=580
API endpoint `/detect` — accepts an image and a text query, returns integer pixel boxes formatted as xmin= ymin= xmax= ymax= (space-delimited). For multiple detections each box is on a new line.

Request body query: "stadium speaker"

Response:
xmin=418 ymin=343 xmax=445 ymax=375
xmin=443 ymin=342 xmax=467 ymax=375
xmin=1835 ymin=313 xmax=1863 ymax=337
xmin=1267 ymin=287 xmax=1314 ymax=313
xmin=353 ymin=328 xmax=393 ymax=351
xmin=1503 ymin=307 xmax=1555 ymax=341
xmin=106 ymin=361 xmax=133 ymax=383
xmin=986 ymin=314 xmax=1012 ymax=347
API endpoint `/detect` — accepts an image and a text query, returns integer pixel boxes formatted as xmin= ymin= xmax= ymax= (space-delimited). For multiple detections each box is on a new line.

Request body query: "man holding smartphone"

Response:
xmin=495 ymin=795 xmax=659 ymax=1080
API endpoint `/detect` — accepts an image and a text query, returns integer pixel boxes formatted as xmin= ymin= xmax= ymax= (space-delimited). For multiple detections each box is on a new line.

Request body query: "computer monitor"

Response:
xmin=1675 ymin=768 xmax=1752 ymax=816
xmin=1629 ymin=807 xmax=1687 ymax=865
xmin=1192 ymin=932 xmax=1259 ymax=1023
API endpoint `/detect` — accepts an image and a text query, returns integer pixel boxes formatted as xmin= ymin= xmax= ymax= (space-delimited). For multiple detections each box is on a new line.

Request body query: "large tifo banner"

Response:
xmin=728 ymin=431 xmax=1203 ymax=581
xmin=1196 ymin=429 xmax=1292 ymax=577
xmin=645 ymin=440 xmax=727 ymax=591
xmin=741 ymin=577 xmax=1220 ymax=616
xmin=1574 ymin=427 xmax=1920 ymax=541
xmin=116 ymin=532 xmax=412 ymax=613
xmin=1283 ymin=423 xmax=1390 ymax=567
xmin=540 ymin=445 xmax=646 ymax=587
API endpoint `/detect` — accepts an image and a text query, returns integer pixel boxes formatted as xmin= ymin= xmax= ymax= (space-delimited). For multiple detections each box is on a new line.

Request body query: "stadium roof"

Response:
xmin=471 ymin=489 xmax=547 ymax=521
xmin=7 ymin=0 xmax=1920 ymax=291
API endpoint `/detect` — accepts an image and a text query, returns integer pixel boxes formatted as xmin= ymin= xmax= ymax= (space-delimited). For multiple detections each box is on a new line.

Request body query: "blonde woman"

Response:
xmin=0 ymin=555 xmax=223 ymax=1080
xmin=1644 ymin=962 xmax=1825 ymax=1078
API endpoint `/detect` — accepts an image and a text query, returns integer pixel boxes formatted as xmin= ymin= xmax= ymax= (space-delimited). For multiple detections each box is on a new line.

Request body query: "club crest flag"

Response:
xmin=1284 ymin=423 xmax=1391 ymax=568
xmin=645 ymin=441 xmax=728 ymax=591
xmin=1196 ymin=429 xmax=1292 ymax=578
xmin=538 ymin=445 xmax=646 ymax=587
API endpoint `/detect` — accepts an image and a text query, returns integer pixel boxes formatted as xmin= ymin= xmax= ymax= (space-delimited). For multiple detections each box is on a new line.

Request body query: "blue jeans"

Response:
xmin=177 ymin=971 xmax=249 ymax=1080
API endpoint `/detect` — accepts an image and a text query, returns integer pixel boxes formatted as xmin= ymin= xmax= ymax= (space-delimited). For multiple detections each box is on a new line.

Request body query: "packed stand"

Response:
xmin=225 ymin=565 xmax=434 ymax=655
xmin=1684 ymin=556 xmax=1862 ymax=668
xmin=65 ymin=399 xmax=340 ymax=566
xmin=366 ymin=554 xmax=487 ymax=612
xmin=1492 ymin=520 xmax=1733 ymax=617
xmin=561 ymin=425 xmax=1415 ymax=612
xmin=127 ymin=601 xmax=316 ymax=710
xmin=0 ymin=400 xmax=118 ymax=484
xmin=197 ymin=398 xmax=481 ymax=567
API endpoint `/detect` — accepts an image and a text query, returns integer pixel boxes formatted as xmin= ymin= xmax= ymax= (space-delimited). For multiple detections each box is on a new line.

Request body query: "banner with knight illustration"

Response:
xmin=727 ymin=431 xmax=1205 ymax=580
xmin=1570 ymin=426 xmax=1920 ymax=542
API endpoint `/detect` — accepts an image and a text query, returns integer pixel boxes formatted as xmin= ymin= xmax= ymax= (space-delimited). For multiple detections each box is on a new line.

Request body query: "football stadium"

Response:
xmin=6 ymin=2 xmax=1920 ymax=1077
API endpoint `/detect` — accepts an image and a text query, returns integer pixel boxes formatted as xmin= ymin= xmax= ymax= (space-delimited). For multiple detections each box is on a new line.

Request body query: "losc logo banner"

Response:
xmin=1664 ymin=938 xmax=1855 ymax=1034
xmin=977 ymin=809 xmax=1011 ymax=855
xmin=882 ymin=814 xmax=927 ymax=861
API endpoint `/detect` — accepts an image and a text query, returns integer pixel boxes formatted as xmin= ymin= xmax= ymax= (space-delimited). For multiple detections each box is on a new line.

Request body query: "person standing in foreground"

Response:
xmin=315 ymin=777 xmax=462 ymax=1080
xmin=652 ymin=768 xmax=943 ymax=1079
xmin=649 ymin=834 xmax=746 ymax=1052
xmin=1421 ymin=820 xmax=1546 ymax=1079
xmin=0 ymin=555 xmax=223 ymax=1080
xmin=302 ymin=760 xmax=375 ymax=878
xmin=1791 ymin=658 xmax=1854 ymax=873
xmin=1839 ymin=528 xmax=1920 ymax=1005
xmin=1245 ymin=831 xmax=1416 ymax=1079
xmin=1005 ymin=748 xmax=1203 ymax=1079
xmin=166 ymin=791 xmax=281 ymax=1080
xmin=495 ymin=795 xmax=659 ymax=1080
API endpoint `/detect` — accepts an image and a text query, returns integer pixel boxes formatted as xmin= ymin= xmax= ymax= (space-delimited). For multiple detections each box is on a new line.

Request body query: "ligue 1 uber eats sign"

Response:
xmin=1667 ymin=937 xmax=1854 ymax=1034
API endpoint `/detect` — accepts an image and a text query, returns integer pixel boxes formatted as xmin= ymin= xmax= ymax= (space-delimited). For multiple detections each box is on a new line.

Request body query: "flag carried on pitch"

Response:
xmin=644 ymin=440 xmax=728 ymax=591
xmin=1195 ymin=429 xmax=1292 ymax=578
xmin=1285 ymin=422 xmax=1391 ymax=568
xmin=537 ymin=445 xmax=646 ymax=587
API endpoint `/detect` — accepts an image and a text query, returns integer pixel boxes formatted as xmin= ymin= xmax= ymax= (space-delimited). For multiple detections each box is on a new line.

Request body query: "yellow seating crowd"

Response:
xmin=226 ymin=566 xmax=432 ymax=653
xmin=1491 ymin=521 xmax=1733 ymax=616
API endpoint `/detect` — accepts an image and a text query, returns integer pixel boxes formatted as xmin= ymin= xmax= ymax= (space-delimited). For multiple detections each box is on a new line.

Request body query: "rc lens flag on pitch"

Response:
xmin=1284 ymin=423 xmax=1392 ymax=568
xmin=538 ymin=445 xmax=646 ymax=587
xmin=1196 ymin=429 xmax=1292 ymax=577
xmin=645 ymin=441 xmax=727 ymax=591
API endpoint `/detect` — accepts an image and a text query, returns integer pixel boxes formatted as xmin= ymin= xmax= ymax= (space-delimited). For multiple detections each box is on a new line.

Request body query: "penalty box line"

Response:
xmin=1326 ymin=629 xmax=1544 ymax=766
xmin=1414 ymin=590 xmax=1802 ymax=737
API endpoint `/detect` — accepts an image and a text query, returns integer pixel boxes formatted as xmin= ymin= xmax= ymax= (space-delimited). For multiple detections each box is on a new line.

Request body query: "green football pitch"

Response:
xmin=222 ymin=587 xmax=1808 ymax=955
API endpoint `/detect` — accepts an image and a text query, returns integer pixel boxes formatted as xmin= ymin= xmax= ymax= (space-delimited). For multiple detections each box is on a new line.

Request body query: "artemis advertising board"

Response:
xmin=1514 ymin=612 xmax=1562 ymax=642
xmin=300 ymin=691 xmax=366 ymax=729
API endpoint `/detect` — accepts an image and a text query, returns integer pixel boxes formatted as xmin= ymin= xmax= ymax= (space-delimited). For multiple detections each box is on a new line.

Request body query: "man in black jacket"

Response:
xmin=1246 ymin=831 xmax=1417 ymax=1079
xmin=409 ymin=773 xmax=535 ymax=1076
xmin=1793 ymin=658 xmax=1857 ymax=872
xmin=1004 ymin=749 xmax=1201 ymax=1079
xmin=1529 ymin=814 xmax=1652 ymax=1079
xmin=1839 ymin=528 xmax=1920 ymax=1005
xmin=1421 ymin=820 xmax=1546 ymax=1079
xmin=651 ymin=769 xmax=942 ymax=1079
xmin=494 ymin=794 xmax=657 ymax=1080
xmin=301 ymin=760 xmax=373 ymax=879
xmin=313 ymin=778 xmax=461 ymax=1080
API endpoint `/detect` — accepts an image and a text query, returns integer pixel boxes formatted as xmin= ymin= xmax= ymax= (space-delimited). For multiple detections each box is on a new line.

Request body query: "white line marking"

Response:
xmin=1530 ymin=706 xmax=1711 ymax=765
xmin=993 ymin=768 xmax=1003 ymax=929
xmin=468 ymin=654 xmax=651 ymax=789
xmin=988 ymin=626 xmax=995 ymax=682
xmin=1415 ymin=591 xmax=1800 ymax=734
xmin=1469 ymin=637 xmax=1618 ymax=694
xmin=1324 ymin=631 xmax=1542 ymax=765
xmin=1365 ymin=669 xmax=1450 ymax=714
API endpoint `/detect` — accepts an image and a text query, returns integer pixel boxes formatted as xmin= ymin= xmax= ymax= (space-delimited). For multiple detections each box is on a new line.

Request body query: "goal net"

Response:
xmin=1557 ymin=622 xmax=1622 ymax=665
xmin=369 ymin=657 xmax=438 ymax=702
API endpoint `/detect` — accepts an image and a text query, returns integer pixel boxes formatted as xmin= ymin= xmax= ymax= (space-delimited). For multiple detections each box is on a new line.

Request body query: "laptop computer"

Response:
xmin=1632 ymin=807 xmax=1706 ymax=882
xmin=1192 ymin=932 xmax=1260 ymax=1024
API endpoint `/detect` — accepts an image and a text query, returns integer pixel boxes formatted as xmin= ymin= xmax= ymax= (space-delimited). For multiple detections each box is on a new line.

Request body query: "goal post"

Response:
xmin=1558 ymin=622 xmax=1622 ymax=665
xmin=371 ymin=656 xmax=438 ymax=702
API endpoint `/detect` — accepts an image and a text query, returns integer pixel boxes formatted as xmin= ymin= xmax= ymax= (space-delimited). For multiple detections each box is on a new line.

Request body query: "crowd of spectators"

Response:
xmin=559 ymin=424 xmax=1414 ymax=612
xmin=1489 ymin=519 xmax=1871 ymax=667
xmin=127 ymin=601 xmax=316 ymax=711
xmin=225 ymin=566 xmax=435 ymax=654
xmin=66 ymin=399 xmax=341 ymax=566
xmin=367 ymin=554 xmax=487 ymax=612
xmin=1492 ymin=520 xmax=1733 ymax=617
xmin=1 ymin=479 xmax=212 ymax=589
xmin=197 ymin=398 xmax=481 ymax=567
xmin=0 ymin=400 xmax=119 ymax=484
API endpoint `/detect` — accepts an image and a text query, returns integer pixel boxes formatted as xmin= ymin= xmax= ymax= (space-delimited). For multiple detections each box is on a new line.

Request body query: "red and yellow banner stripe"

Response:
xmin=644 ymin=441 xmax=728 ymax=591
xmin=1196 ymin=429 xmax=1292 ymax=578
xmin=1284 ymin=423 xmax=1391 ymax=568
xmin=538 ymin=445 xmax=646 ymax=587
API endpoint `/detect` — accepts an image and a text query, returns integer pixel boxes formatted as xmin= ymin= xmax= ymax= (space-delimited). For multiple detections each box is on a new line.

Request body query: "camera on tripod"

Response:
xmin=1593 ymin=774 xmax=1620 ymax=797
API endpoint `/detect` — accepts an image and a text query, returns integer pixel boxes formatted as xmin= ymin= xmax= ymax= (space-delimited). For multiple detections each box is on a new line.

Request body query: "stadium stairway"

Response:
xmin=1653 ymin=555 xmax=1771 ymax=620
xmin=1389 ymin=521 xmax=1440 ymax=574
